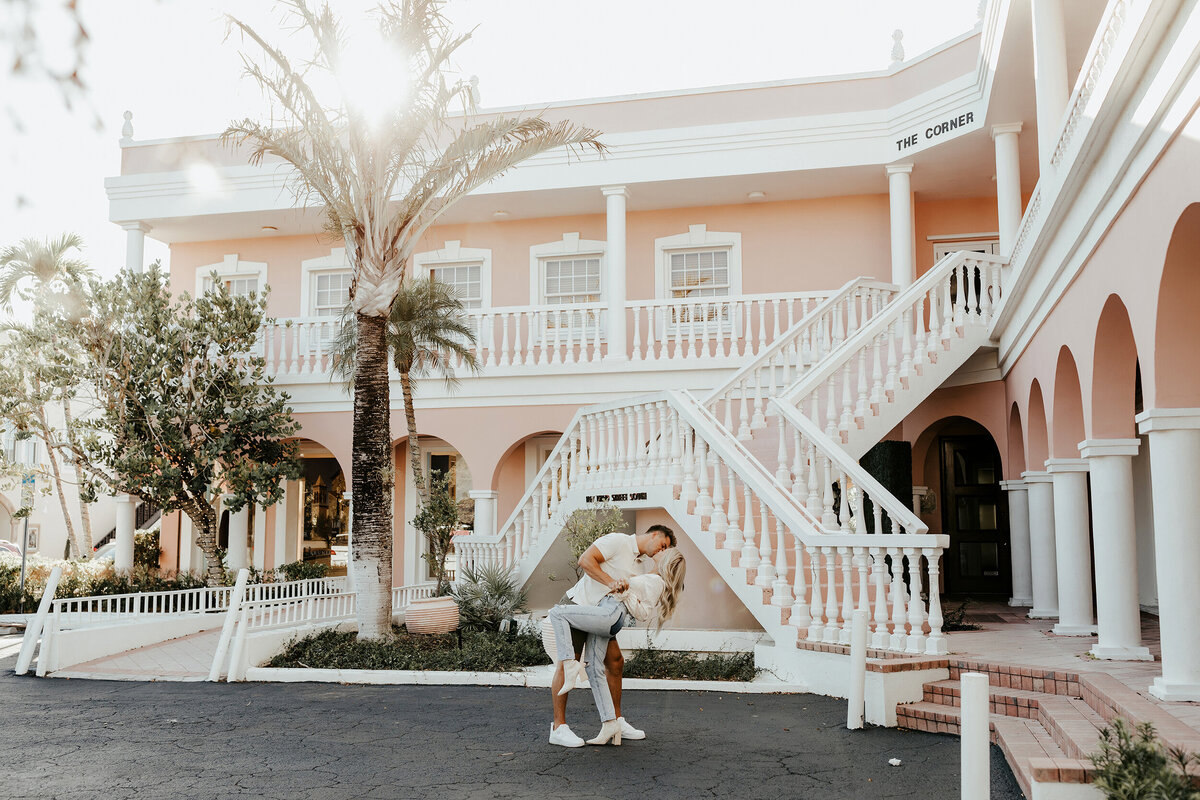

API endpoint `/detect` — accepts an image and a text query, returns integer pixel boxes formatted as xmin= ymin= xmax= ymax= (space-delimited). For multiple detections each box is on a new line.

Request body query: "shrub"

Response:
xmin=267 ymin=626 xmax=551 ymax=672
xmin=413 ymin=472 xmax=459 ymax=595
xmin=276 ymin=560 xmax=330 ymax=582
xmin=452 ymin=564 xmax=528 ymax=631
xmin=134 ymin=530 xmax=160 ymax=572
xmin=622 ymin=644 xmax=759 ymax=682
xmin=1090 ymin=718 xmax=1200 ymax=800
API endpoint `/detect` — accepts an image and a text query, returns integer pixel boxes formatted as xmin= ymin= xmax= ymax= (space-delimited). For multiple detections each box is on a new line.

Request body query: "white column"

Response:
xmin=1022 ymin=471 xmax=1058 ymax=618
xmin=114 ymin=493 xmax=136 ymax=573
xmin=285 ymin=479 xmax=301 ymax=564
xmin=178 ymin=512 xmax=194 ymax=573
xmin=121 ymin=222 xmax=151 ymax=274
xmin=1080 ymin=439 xmax=1152 ymax=660
xmin=469 ymin=490 xmax=498 ymax=538
xmin=251 ymin=505 xmax=266 ymax=571
xmin=886 ymin=165 xmax=914 ymax=286
xmin=1137 ymin=409 xmax=1200 ymax=701
xmin=226 ymin=496 xmax=250 ymax=572
xmin=273 ymin=480 xmax=291 ymax=569
xmin=991 ymin=123 xmax=1023 ymax=256
xmin=1031 ymin=0 xmax=1069 ymax=175
xmin=602 ymin=185 xmax=628 ymax=362
xmin=999 ymin=480 xmax=1033 ymax=607
xmin=1045 ymin=458 xmax=1094 ymax=635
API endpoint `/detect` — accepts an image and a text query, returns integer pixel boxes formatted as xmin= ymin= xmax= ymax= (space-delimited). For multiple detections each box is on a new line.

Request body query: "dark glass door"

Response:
xmin=940 ymin=435 xmax=1010 ymax=597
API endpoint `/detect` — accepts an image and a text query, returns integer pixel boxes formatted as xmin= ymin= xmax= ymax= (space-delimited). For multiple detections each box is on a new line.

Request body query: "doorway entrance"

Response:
xmin=940 ymin=434 xmax=1010 ymax=597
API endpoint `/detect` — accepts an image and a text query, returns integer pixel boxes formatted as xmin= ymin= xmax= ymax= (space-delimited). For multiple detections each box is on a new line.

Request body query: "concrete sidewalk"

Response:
xmin=2 ymin=643 xmax=1022 ymax=800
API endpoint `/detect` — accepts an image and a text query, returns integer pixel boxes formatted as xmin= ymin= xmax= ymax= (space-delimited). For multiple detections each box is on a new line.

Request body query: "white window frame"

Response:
xmin=931 ymin=236 xmax=1000 ymax=262
xmin=414 ymin=241 xmax=492 ymax=311
xmin=529 ymin=233 xmax=606 ymax=307
xmin=654 ymin=225 xmax=742 ymax=299
xmin=195 ymin=254 xmax=268 ymax=300
xmin=300 ymin=248 xmax=353 ymax=318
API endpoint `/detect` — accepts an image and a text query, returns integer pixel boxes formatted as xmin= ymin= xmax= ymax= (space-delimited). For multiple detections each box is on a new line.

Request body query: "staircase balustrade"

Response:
xmin=778 ymin=252 xmax=1007 ymax=457
xmin=703 ymin=278 xmax=898 ymax=439
xmin=455 ymin=389 xmax=949 ymax=655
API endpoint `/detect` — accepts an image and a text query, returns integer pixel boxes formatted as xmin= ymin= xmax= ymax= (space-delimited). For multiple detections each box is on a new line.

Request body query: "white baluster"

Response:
xmin=924 ymin=547 xmax=947 ymax=655
xmin=790 ymin=541 xmax=810 ymax=628
xmin=839 ymin=361 xmax=854 ymax=438
xmin=884 ymin=321 xmax=899 ymax=402
xmin=807 ymin=546 xmax=825 ymax=641
xmin=667 ymin=408 xmax=683 ymax=490
xmin=838 ymin=547 xmax=854 ymax=644
xmin=724 ymin=471 xmax=743 ymax=551
xmin=899 ymin=309 xmax=913 ymax=385
xmin=756 ymin=299 xmax=767 ymax=355
xmin=870 ymin=547 xmax=890 ymax=649
xmin=737 ymin=380 xmax=752 ymax=440
xmin=710 ymin=459 xmax=728 ymax=535
xmin=888 ymin=548 xmax=908 ymax=651
xmin=913 ymin=293 xmax=927 ymax=372
xmin=740 ymin=489 xmax=760 ymax=571
xmin=822 ymin=546 xmax=840 ymax=643
xmin=905 ymin=548 xmax=926 ymax=654
xmin=771 ymin=514 xmax=791 ymax=606
xmin=775 ymin=420 xmax=791 ymax=489
xmin=941 ymin=270 xmax=955 ymax=342
xmin=695 ymin=437 xmax=712 ymax=521
xmin=680 ymin=424 xmax=697 ymax=502
xmin=631 ymin=307 xmax=642 ymax=361
xmin=755 ymin=503 xmax=774 ymax=587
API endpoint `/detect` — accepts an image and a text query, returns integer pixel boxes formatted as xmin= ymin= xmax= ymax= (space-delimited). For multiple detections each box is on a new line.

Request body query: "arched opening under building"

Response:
xmin=914 ymin=415 xmax=1009 ymax=599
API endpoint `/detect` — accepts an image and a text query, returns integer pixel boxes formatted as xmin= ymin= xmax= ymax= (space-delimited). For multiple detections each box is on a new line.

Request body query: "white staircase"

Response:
xmin=456 ymin=253 xmax=1008 ymax=658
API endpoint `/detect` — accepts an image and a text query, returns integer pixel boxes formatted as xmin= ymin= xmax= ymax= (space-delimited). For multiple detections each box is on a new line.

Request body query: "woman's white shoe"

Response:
xmin=556 ymin=659 xmax=588 ymax=696
xmin=587 ymin=719 xmax=623 ymax=746
xmin=617 ymin=717 xmax=646 ymax=740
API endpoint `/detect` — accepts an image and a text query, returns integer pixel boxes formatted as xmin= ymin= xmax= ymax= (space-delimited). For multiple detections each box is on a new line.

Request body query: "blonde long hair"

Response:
xmin=655 ymin=548 xmax=687 ymax=628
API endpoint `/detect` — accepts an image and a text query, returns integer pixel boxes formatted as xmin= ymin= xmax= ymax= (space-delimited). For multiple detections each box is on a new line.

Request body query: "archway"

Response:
xmin=1008 ymin=403 xmax=1026 ymax=476
xmin=1153 ymin=203 xmax=1200 ymax=408
xmin=912 ymin=415 xmax=1009 ymax=598
xmin=1050 ymin=347 xmax=1086 ymax=459
xmin=1091 ymin=295 xmax=1139 ymax=438
xmin=1027 ymin=381 xmax=1049 ymax=470
xmin=393 ymin=433 xmax=475 ymax=587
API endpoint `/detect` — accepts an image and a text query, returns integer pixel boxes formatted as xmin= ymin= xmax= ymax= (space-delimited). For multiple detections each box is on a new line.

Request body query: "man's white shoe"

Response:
xmin=549 ymin=723 xmax=586 ymax=748
xmin=617 ymin=717 xmax=646 ymax=740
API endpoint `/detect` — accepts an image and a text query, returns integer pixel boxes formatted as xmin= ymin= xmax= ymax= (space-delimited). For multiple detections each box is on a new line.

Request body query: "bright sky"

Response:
xmin=0 ymin=0 xmax=981 ymax=297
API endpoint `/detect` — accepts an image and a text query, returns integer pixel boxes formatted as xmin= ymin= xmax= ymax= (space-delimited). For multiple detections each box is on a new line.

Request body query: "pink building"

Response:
xmin=102 ymin=0 xmax=1200 ymax=717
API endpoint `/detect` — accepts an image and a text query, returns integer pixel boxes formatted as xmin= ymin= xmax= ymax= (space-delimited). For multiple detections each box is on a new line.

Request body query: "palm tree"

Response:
xmin=0 ymin=233 xmax=96 ymax=557
xmin=332 ymin=276 xmax=481 ymax=507
xmin=224 ymin=0 xmax=604 ymax=638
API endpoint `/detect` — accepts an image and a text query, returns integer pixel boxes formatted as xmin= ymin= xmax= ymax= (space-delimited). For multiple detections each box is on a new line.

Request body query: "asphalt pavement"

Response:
xmin=0 ymin=637 xmax=1023 ymax=800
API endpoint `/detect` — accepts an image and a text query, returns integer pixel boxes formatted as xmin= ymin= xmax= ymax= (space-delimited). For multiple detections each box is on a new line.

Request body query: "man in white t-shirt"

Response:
xmin=549 ymin=524 xmax=675 ymax=747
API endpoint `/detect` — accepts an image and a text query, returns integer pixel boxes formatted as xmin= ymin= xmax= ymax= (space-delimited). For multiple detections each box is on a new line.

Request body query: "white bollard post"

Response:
xmin=846 ymin=608 xmax=868 ymax=730
xmin=961 ymin=672 xmax=991 ymax=800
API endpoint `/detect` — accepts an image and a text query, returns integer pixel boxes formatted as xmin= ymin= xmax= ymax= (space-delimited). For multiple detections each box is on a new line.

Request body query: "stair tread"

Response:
xmin=925 ymin=678 xmax=1068 ymax=702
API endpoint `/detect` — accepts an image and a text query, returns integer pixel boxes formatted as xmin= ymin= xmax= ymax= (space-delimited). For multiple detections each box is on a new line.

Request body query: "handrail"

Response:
xmin=702 ymin=278 xmax=897 ymax=438
xmin=778 ymin=252 xmax=1007 ymax=443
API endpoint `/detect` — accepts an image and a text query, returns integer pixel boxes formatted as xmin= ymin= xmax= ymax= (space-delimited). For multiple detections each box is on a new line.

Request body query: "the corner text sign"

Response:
xmin=896 ymin=111 xmax=976 ymax=152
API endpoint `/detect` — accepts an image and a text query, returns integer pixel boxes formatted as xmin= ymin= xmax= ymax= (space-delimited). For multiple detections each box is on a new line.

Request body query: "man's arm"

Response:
xmin=578 ymin=544 xmax=629 ymax=593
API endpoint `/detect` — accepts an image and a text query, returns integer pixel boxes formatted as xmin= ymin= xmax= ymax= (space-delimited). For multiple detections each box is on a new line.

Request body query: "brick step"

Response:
xmin=923 ymin=678 xmax=1075 ymax=717
xmin=896 ymin=701 xmax=1095 ymax=799
xmin=947 ymin=658 xmax=1081 ymax=696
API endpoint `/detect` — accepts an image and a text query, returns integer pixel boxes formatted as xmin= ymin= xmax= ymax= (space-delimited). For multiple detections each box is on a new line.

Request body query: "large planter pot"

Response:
xmin=541 ymin=617 xmax=589 ymax=689
xmin=405 ymin=596 xmax=460 ymax=634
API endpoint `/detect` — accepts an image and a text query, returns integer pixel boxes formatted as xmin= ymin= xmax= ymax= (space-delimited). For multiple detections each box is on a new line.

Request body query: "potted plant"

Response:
xmin=406 ymin=472 xmax=461 ymax=634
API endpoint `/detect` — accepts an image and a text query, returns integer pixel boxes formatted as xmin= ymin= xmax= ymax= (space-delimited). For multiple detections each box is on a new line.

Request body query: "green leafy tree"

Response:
xmin=331 ymin=276 xmax=480 ymax=506
xmin=412 ymin=471 xmax=459 ymax=597
xmin=70 ymin=264 xmax=302 ymax=585
xmin=0 ymin=233 xmax=97 ymax=556
xmin=224 ymin=0 xmax=604 ymax=638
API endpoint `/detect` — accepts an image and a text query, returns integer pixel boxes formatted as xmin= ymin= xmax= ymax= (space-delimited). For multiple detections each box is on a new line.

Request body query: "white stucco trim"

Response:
xmin=193 ymin=254 xmax=268 ymax=298
xmin=299 ymin=248 xmax=350 ymax=317
xmin=653 ymin=225 xmax=743 ymax=299
xmin=528 ymin=233 xmax=606 ymax=305
xmin=413 ymin=241 xmax=493 ymax=309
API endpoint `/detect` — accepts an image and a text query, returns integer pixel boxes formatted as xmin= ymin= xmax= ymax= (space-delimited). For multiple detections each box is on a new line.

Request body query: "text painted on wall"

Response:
xmin=896 ymin=111 xmax=976 ymax=151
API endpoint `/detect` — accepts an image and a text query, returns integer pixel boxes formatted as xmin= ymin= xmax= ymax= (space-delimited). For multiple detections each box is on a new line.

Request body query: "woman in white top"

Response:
xmin=547 ymin=549 xmax=687 ymax=746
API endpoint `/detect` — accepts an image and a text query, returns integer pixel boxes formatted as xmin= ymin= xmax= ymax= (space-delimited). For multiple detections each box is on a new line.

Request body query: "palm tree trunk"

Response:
xmin=36 ymin=408 xmax=81 ymax=559
xmin=60 ymin=399 xmax=93 ymax=553
xmin=351 ymin=313 xmax=394 ymax=640
xmin=401 ymin=371 xmax=426 ymax=506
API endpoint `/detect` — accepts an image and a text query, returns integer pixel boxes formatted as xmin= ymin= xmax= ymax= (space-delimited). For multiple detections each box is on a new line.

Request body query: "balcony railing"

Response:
xmin=258 ymin=290 xmax=838 ymax=377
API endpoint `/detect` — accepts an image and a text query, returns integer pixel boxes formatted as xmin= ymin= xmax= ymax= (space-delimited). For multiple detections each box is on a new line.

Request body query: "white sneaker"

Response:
xmin=549 ymin=723 xmax=585 ymax=748
xmin=618 ymin=717 xmax=646 ymax=740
